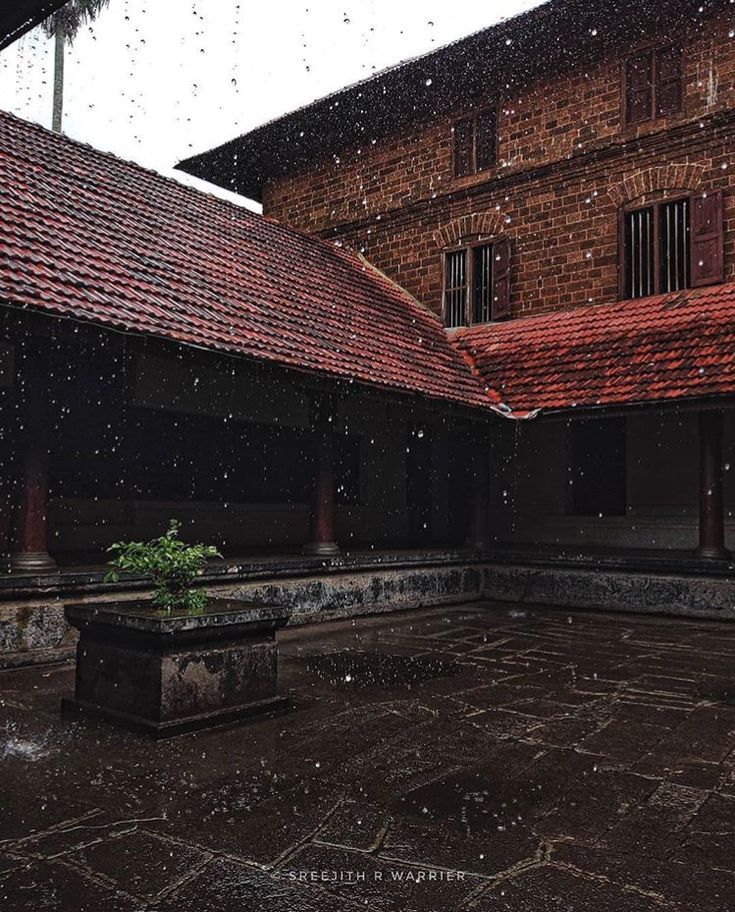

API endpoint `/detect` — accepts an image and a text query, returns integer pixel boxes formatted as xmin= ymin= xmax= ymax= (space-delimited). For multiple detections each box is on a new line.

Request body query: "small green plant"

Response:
xmin=105 ymin=520 xmax=222 ymax=612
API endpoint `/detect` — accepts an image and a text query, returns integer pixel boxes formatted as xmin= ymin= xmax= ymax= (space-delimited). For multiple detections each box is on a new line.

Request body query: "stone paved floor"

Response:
xmin=1 ymin=602 xmax=735 ymax=911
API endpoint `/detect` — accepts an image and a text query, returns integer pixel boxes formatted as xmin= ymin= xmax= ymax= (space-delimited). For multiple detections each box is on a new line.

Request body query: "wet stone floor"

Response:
xmin=2 ymin=602 xmax=735 ymax=911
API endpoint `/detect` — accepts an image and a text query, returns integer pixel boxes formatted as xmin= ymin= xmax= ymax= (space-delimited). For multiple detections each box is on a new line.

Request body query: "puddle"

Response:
xmin=303 ymin=651 xmax=459 ymax=689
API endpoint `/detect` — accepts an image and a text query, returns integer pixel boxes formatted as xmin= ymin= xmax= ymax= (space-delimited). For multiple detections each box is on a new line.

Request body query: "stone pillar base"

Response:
xmin=695 ymin=545 xmax=732 ymax=561
xmin=10 ymin=551 xmax=57 ymax=573
xmin=303 ymin=541 xmax=341 ymax=557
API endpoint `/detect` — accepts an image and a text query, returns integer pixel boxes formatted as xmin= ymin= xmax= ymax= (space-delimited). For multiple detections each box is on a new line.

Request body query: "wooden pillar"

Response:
xmin=696 ymin=410 xmax=731 ymax=561
xmin=466 ymin=431 xmax=490 ymax=551
xmin=10 ymin=370 xmax=57 ymax=573
xmin=304 ymin=401 xmax=340 ymax=557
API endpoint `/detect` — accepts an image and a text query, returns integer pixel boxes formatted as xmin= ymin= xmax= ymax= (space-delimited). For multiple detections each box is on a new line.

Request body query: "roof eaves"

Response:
xmin=176 ymin=0 xmax=720 ymax=200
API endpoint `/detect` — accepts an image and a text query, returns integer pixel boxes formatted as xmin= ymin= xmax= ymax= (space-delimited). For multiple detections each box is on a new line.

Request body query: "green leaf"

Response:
xmin=106 ymin=520 xmax=221 ymax=613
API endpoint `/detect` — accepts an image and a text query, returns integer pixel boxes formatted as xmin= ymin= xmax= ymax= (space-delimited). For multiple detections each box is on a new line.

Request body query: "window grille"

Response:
xmin=444 ymin=240 xmax=509 ymax=327
xmin=624 ymin=206 xmax=654 ymax=299
xmin=444 ymin=249 xmax=468 ymax=327
xmin=659 ymin=198 xmax=689 ymax=293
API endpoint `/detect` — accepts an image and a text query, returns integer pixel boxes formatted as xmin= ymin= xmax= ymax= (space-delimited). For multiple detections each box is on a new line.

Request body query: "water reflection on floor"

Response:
xmin=1 ymin=601 xmax=734 ymax=911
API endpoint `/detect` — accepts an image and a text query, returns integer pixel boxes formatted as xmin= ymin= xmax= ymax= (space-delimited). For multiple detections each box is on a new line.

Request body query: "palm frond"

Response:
xmin=42 ymin=0 xmax=111 ymax=43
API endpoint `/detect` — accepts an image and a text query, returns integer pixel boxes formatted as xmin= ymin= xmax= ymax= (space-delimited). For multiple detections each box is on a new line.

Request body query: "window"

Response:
xmin=620 ymin=191 xmax=723 ymax=299
xmin=453 ymin=109 xmax=497 ymax=177
xmin=443 ymin=239 xmax=511 ymax=328
xmin=625 ymin=46 xmax=682 ymax=125
xmin=568 ymin=418 xmax=627 ymax=517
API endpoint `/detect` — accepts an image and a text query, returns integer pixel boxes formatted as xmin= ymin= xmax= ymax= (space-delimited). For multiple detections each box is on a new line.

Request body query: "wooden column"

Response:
xmin=696 ymin=410 xmax=731 ymax=561
xmin=466 ymin=431 xmax=490 ymax=551
xmin=304 ymin=401 xmax=340 ymax=557
xmin=11 ymin=370 xmax=57 ymax=573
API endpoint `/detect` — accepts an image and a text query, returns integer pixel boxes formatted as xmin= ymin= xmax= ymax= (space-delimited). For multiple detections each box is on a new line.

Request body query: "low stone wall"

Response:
xmin=1 ymin=554 xmax=734 ymax=668
xmin=483 ymin=563 xmax=735 ymax=621
xmin=0 ymin=600 xmax=78 ymax=668
xmin=221 ymin=564 xmax=484 ymax=626
xmin=0 ymin=553 xmax=485 ymax=668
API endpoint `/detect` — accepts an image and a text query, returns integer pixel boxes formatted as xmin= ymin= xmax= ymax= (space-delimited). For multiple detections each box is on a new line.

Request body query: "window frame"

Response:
xmin=442 ymin=238 xmax=499 ymax=328
xmin=452 ymin=108 xmax=497 ymax=178
xmin=619 ymin=193 xmax=693 ymax=300
xmin=623 ymin=45 xmax=683 ymax=127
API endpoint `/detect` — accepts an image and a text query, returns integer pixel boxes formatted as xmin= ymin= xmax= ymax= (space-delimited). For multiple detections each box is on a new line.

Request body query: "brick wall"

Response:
xmin=263 ymin=13 xmax=735 ymax=320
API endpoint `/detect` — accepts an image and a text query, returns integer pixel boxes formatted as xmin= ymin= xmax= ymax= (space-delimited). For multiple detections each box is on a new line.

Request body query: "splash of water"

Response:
xmin=0 ymin=728 xmax=51 ymax=762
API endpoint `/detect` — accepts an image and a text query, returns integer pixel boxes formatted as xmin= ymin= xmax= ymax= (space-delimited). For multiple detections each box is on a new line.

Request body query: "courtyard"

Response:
xmin=0 ymin=602 xmax=734 ymax=911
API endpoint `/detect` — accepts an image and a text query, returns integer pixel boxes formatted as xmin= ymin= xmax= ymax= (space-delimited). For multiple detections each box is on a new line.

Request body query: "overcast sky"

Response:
xmin=0 ymin=0 xmax=541 ymax=208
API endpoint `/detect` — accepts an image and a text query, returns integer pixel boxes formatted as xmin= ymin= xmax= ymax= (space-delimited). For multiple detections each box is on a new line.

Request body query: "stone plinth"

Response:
xmin=61 ymin=599 xmax=288 ymax=738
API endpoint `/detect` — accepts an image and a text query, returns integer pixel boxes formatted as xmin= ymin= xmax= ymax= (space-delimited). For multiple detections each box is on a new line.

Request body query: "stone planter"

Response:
xmin=61 ymin=599 xmax=289 ymax=738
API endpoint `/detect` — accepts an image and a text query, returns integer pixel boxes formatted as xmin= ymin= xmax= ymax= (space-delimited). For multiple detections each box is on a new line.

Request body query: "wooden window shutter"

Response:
xmin=625 ymin=51 xmax=653 ymax=124
xmin=690 ymin=190 xmax=724 ymax=287
xmin=454 ymin=118 xmax=474 ymax=177
xmin=656 ymin=46 xmax=682 ymax=116
xmin=617 ymin=207 xmax=628 ymax=299
xmin=476 ymin=110 xmax=497 ymax=171
xmin=492 ymin=239 xmax=512 ymax=319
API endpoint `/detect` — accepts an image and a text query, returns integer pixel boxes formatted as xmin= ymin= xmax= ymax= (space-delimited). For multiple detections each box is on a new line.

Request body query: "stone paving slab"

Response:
xmin=2 ymin=601 xmax=735 ymax=910
xmin=471 ymin=863 xmax=666 ymax=912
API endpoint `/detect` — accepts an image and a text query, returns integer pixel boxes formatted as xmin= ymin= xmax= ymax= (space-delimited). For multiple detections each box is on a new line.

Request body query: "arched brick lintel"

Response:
xmin=433 ymin=211 xmax=507 ymax=248
xmin=608 ymin=162 xmax=706 ymax=207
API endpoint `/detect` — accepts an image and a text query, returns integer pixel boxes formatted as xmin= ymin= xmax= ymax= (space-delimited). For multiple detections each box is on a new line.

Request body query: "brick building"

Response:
xmin=182 ymin=0 xmax=735 ymax=563
xmin=4 ymin=0 xmax=735 ymax=667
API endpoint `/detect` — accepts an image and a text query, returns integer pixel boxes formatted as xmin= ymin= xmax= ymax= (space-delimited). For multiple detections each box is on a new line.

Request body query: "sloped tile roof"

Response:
xmin=178 ymin=0 xmax=719 ymax=201
xmin=0 ymin=111 xmax=489 ymax=410
xmin=452 ymin=284 xmax=735 ymax=416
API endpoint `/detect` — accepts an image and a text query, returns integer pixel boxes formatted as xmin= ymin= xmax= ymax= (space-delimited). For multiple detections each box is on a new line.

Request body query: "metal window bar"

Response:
xmin=472 ymin=244 xmax=494 ymax=323
xmin=659 ymin=198 xmax=690 ymax=292
xmin=444 ymin=250 xmax=467 ymax=327
xmin=626 ymin=207 xmax=654 ymax=298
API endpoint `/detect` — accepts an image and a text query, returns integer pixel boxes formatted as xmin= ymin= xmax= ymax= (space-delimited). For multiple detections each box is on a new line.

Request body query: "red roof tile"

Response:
xmin=452 ymin=285 xmax=735 ymax=416
xmin=0 ymin=111 xmax=488 ymax=411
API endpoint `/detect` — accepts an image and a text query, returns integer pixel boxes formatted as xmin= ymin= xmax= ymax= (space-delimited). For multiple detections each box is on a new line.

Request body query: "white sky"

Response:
xmin=0 ymin=0 xmax=542 ymax=208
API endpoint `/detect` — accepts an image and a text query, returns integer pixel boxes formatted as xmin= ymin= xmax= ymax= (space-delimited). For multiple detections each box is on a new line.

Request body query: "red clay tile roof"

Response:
xmin=0 ymin=111 xmax=489 ymax=411
xmin=452 ymin=285 xmax=735 ymax=416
